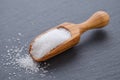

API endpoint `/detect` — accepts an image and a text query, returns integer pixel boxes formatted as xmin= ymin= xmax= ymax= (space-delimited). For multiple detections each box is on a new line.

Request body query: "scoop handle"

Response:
xmin=77 ymin=11 xmax=110 ymax=34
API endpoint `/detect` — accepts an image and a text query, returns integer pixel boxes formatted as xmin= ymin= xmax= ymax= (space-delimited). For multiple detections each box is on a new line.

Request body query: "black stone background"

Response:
xmin=0 ymin=0 xmax=120 ymax=80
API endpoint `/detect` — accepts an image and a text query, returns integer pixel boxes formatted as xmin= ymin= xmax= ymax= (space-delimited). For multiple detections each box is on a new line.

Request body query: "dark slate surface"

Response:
xmin=0 ymin=0 xmax=120 ymax=80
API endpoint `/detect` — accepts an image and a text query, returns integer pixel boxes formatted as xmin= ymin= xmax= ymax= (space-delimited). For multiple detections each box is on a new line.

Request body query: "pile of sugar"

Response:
xmin=16 ymin=54 xmax=39 ymax=72
xmin=1 ymin=33 xmax=53 ymax=79
xmin=31 ymin=28 xmax=71 ymax=59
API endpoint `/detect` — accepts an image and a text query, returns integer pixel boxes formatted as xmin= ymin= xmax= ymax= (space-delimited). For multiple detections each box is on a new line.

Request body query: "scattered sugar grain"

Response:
xmin=7 ymin=50 xmax=10 ymax=52
xmin=18 ymin=33 xmax=22 ymax=36
xmin=17 ymin=38 xmax=20 ymax=41
xmin=1 ymin=33 xmax=56 ymax=79
xmin=40 ymin=74 xmax=46 ymax=77
xmin=8 ymin=77 xmax=11 ymax=80
xmin=5 ymin=46 xmax=8 ymax=48
xmin=9 ymin=73 xmax=12 ymax=75
xmin=16 ymin=54 xmax=39 ymax=72
xmin=8 ymin=39 xmax=11 ymax=42
xmin=43 ymin=70 xmax=48 ymax=73
xmin=10 ymin=49 xmax=13 ymax=51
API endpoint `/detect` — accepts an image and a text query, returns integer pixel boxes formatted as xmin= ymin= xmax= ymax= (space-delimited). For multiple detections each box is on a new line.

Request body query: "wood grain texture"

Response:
xmin=30 ymin=11 xmax=110 ymax=61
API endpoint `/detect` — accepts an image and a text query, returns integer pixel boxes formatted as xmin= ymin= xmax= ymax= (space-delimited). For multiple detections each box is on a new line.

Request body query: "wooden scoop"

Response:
xmin=29 ymin=11 xmax=110 ymax=62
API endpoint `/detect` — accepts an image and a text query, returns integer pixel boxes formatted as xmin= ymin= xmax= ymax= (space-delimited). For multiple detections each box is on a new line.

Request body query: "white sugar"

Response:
xmin=1 ymin=33 xmax=53 ymax=79
xmin=0 ymin=31 xmax=62 ymax=80
xmin=31 ymin=28 xmax=71 ymax=59
xmin=4 ymin=44 xmax=41 ymax=73
xmin=16 ymin=54 xmax=39 ymax=72
xmin=18 ymin=33 xmax=22 ymax=36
